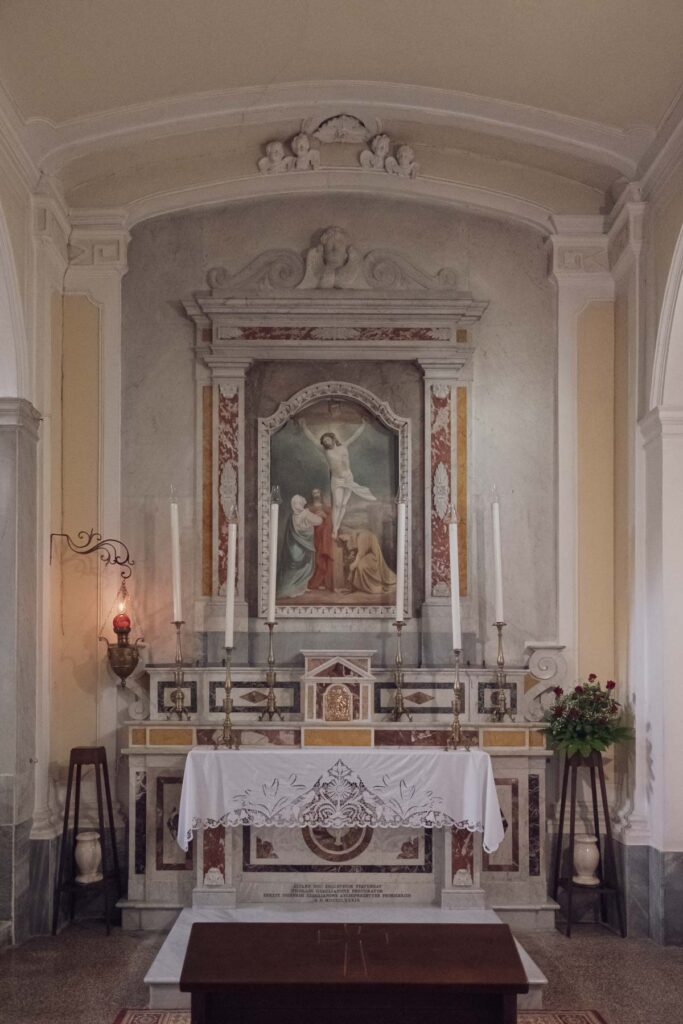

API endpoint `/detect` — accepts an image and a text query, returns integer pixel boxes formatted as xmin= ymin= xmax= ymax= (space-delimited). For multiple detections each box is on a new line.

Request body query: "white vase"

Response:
xmin=572 ymin=832 xmax=600 ymax=886
xmin=74 ymin=830 xmax=103 ymax=884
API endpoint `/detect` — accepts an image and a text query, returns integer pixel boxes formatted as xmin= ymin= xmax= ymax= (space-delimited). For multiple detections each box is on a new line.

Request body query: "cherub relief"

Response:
xmin=386 ymin=144 xmax=419 ymax=179
xmin=359 ymin=133 xmax=391 ymax=170
xmin=297 ymin=225 xmax=363 ymax=289
xmin=258 ymin=140 xmax=294 ymax=174
xmin=291 ymin=132 xmax=320 ymax=171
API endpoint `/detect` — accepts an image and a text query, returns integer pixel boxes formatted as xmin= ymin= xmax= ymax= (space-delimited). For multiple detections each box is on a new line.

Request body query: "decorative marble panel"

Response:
xmin=134 ymin=771 xmax=147 ymax=875
xmin=477 ymin=680 xmax=518 ymax=715
xmin=374 ymin=681 xmax=467 ymax=717
xmin=528 ymin=774 xmax=541 ymax=877
xmin=203 ymin=825 xmax=226 ymax=886
xmin=242 ymin=825 xmax=432 ymax=874
xmin=208 ymin=679 xmax=300 ymax=715
xmin=196 ymin=727 xmax=301 ymax=747
xmin=451 ymin=827 xmax=475 ymax=886
xmin=483 ymin=779 xmax=519 ymax=873
xmin=217 ymin=384 xmax=239 ymax=594
xmin=155 ymin=680 xmax=198 ymax=717
xmin=374 ymin=728 xmax=479 ymax=747
xmin=155 ymin=777 xmax=193 ymax=872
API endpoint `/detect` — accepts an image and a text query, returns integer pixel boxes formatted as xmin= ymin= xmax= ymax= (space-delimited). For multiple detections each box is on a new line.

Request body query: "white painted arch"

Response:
xmin=74 ymin=167 xmax=557 ymax=239
xmin=651 ymin=222 xmax=683 ymax=410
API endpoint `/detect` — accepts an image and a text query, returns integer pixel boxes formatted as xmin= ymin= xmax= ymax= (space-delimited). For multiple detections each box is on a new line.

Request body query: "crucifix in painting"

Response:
xmin=259 ymin=382 xmax=410 ymax=619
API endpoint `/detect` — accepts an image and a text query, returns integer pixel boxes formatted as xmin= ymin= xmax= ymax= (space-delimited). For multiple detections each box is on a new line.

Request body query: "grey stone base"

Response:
xmin=493 ymin=901 xmax=558 ymax=931
xmin=119 ymin=900 xmax=184 ymax=932
xmin=616 ymin=840 xmax=683 ymax=945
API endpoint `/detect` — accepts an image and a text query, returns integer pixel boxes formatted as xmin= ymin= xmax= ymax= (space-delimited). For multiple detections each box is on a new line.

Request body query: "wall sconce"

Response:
xmin=50 ymin=529 xmax=144 ymax=686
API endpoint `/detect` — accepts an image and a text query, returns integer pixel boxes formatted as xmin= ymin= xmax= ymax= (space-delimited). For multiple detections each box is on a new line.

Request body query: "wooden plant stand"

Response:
xmin=551 ymin=749 xmax=626 ymax=937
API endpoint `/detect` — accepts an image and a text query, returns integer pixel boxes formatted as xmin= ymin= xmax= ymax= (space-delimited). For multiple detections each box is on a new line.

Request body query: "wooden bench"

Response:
xmin=180 ymin=921 xmax=528 ymax=1023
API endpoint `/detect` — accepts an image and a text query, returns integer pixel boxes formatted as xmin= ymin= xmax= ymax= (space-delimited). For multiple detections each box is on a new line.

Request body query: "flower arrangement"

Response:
xmin=543 ymin=674 xmax=632 ymax=757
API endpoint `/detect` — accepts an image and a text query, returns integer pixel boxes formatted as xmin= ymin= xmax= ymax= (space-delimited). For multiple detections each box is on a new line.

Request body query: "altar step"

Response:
xmin=145 ymin=905 xmax=547 ymax=1011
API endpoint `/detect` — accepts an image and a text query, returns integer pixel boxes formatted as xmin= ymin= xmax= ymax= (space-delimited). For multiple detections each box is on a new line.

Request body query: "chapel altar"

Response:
xmin=116 ymin=225 xmax=564 ymax=936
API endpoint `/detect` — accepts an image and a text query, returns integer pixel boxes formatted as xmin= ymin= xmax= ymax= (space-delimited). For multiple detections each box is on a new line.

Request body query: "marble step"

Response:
xmin=145 ymin=904 xmax=547 ymax=1011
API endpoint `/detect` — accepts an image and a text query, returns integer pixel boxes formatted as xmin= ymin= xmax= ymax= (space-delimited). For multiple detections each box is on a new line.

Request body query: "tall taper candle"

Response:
xmin=170 ymin=492 xmax=182 ymax=622
xmin=448 ymin=507 xmax=462 ymax=650
xmin=224 ymin=515 xmax=237 ymax=647
xmin=266 ymin=492 xmax=279 ymax=624
xmin=395 ymin=501 xmax=406 ymax=622
xmin=492 ymin=489 xmax=504 ymax=623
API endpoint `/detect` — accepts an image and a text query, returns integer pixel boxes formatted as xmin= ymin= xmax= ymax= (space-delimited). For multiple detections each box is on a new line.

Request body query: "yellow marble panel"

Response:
xmin=149 ymin=728 xmax=194 ymax=746
xmin=130 ymin=727 xmax=147 ymax=745
xmin=482 ymin=729 xmax=528 ymax=748
xmin=524 ymin=672 xmax=539 ymax=693
xmin=529 ymin=731 xmax=546 ymax=748
xmin=304 ymin=729 xmax=372 ymax=746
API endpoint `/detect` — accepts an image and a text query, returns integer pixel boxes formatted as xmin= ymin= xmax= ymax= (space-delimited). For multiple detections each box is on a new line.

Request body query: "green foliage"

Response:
xmin=542 ymin=675 xmax=632 ymax=755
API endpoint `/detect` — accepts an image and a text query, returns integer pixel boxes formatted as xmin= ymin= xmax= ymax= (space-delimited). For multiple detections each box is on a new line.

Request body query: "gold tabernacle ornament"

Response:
xmin=390 ymin=619 xmax=412 ymax=722
xmin=259 ymin=621 xmax=284 ymax=721
xmin=214 ymin=647 xmax=239 ymax=748
xmin=490 ymin=621 xmax=513 ymax=722
xmin=167 ymin=620 xmax=191 ymax=720
xmin=446 ymin=648 xmax=470 ymax=750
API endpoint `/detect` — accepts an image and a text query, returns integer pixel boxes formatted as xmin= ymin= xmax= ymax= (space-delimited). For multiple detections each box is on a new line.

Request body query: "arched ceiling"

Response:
xmin=1 ymin=0 xmax=682 ymax=225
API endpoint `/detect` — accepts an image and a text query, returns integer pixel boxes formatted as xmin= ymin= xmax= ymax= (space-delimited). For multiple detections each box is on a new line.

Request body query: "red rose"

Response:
xmin=606 ymin=680 xmax=616 ymax=690
xmin=553 ymin=686 xmax=563 ymax=696
xmin=588 ymin=673 xmax=597 ymax=682
xmin=575 ymin=685 xmax=584 ymax=693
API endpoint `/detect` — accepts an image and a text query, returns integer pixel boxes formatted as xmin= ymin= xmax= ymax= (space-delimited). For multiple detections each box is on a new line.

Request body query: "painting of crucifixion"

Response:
xmin=264 ymin=393 xmax=404 ymax=615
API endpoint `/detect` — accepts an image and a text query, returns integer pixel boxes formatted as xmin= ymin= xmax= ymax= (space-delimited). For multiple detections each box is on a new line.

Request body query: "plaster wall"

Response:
xmin=121 ymin=194 xmax=557 ymax=667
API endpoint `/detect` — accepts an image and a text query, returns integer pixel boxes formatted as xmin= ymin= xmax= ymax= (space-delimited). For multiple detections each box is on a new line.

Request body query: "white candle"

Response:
xmin=395 ymin=501 xmax=406 ymax=622
xmin=449 ymin=510 xmax=462 ymax=650
xmin=492 ymin=490 xmax=504 ymax=623
xmin=266 ymin=497 xmax=279 ymax=623
xmin=224 ymin=518 xmax=237 ymax=648
xmin=170 ymin=493 xmax=182 ymax=622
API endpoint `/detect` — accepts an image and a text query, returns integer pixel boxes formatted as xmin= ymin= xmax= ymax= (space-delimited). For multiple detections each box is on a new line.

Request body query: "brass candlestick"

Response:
xmin=446 ymin=648 xmax=469 ymax=750
xmin=259 ymin=622 xmax=284 ymax=721
xmin=214 ymin=646 xmax=239 ymax=749
xmin=389 ymin=620 xmax=412 ymax=722
xmin=490 ymin=620 xmax=513 ymax=722
xmin=166 ymin=620 xmax=191 ymax=720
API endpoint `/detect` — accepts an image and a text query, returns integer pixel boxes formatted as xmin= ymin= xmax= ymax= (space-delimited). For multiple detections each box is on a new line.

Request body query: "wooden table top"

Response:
xmin=180 ymin=922 xmax=528 ymax=993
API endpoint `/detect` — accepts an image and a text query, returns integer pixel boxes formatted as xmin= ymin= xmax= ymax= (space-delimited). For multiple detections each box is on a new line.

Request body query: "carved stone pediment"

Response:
xmin=206 ymin=226 xmax=467 ymax=297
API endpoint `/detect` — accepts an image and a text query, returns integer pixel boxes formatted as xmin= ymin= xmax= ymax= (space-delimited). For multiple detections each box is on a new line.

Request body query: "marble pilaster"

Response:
xmin=0 ymin=398 xmax=40 ymax=943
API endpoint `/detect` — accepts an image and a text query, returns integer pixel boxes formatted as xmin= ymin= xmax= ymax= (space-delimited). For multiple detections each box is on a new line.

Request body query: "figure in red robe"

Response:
xmin=307 ymin=488 xmax=335 ymax=592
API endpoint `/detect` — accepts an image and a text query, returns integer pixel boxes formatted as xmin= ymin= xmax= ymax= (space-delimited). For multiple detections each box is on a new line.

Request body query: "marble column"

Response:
xmin=0 ymin=399 xmax=41 ymax=944
xmin=418 ymin=357 xmax=471 ymax=666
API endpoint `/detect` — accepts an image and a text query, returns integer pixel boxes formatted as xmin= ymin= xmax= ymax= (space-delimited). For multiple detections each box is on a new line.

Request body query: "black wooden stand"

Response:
xmin=52 ymin=746 xmax=122 ymax=935
xmin=551 ymin=750 xmax=626 ymax=937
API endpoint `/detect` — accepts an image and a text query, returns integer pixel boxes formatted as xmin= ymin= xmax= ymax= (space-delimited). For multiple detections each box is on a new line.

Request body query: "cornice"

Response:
xmin=639 ymin=406 xmax=683 ymax=446
xmin=22 ymin=80 xmax=648 ymax=179
xmin=0 ymin=397 xmax=41 ymax=438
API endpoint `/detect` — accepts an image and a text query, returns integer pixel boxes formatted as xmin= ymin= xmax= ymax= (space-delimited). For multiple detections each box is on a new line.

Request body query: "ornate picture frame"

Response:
xmin=258 ymin=381 xmax=411 ymax=618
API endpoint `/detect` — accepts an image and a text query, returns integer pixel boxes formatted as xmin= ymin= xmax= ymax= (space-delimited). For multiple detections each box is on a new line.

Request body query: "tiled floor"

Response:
xmin=0 ymin=920 xmax=681 ymax=1024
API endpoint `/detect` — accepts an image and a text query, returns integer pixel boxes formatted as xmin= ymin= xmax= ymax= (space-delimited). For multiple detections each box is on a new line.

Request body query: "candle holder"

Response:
xmin=490 ymin=621 xmax=514 ymax=722
xmin=446 ymin=648 xmax=469 ymax=750
xmin=389 ymin=620 xmax=412 ymax=722
xmin=213 ymin=647 xmax=239 ymax=749
xmin=259 ymin=622 xmax=284 ymax=721
xmin=166 ymin=620 xmax=191 ymax=720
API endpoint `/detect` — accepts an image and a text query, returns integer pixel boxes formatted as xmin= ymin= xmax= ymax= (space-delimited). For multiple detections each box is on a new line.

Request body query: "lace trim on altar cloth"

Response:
xmin=185 ymin=814 xmax=492 ymax=851
xmin=182 ymin=757 xmax=498 ymax=852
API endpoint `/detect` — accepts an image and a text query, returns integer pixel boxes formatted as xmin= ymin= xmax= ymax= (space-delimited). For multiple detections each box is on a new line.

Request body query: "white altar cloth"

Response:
xmin=177 ymin=747 xmax=504 ymax=853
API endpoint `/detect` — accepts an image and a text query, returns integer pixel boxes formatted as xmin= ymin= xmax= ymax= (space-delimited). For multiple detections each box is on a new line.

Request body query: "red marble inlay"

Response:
xmin=203 ymin=824 xmax=225 ymax=881
xmin=217 ymin=386 xmax=239 ymax=591
xmin=451 ymin=827 xmax=474 ymax=883
xmin=225 ymin=326 xmax=443 ymax=342
xmin=430 ymin=389 xmax=452 ymax=590
xmin=374 ymin=729 xmax=479 ymax=748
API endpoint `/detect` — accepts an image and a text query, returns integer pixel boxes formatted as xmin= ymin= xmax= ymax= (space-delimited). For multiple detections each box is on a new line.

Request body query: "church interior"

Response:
xmin=1 ymin=3 xmax=683 ymax=1022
